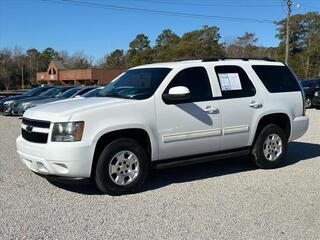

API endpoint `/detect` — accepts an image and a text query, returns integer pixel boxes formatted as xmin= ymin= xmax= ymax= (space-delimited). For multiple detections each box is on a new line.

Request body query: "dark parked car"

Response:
xmin=0 ymin=85 xmax=52 ymax=115
xmin=27 ymin=86 xmax=97 ymax=108
xmin=299 ymin=78 xmax=320 ymax=108
xmin=11 ymin=86 xmax=73 ymax=116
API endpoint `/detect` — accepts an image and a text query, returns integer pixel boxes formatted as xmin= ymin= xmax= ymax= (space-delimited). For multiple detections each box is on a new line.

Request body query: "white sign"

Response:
xmin=218 ymin=73 xmax=242 ymax=91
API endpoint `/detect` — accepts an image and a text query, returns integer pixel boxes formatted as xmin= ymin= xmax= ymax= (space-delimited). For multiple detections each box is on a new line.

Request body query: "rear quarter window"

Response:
xmin=252 ymin=65 xmax=300 ymax=93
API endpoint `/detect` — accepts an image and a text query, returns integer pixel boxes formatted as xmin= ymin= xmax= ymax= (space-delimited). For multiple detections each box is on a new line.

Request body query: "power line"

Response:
xmin=43 ymin=0 xmax=275 ymax=23
xmin=101 ymin=0 xmax=283 ymax=8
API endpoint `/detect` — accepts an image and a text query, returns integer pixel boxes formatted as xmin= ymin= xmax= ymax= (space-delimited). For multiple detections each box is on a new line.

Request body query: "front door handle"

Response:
xmin=204 ymin=106 xmax=219 ymax=114
xmin=249 ymin=101 xmax=263 ymax=108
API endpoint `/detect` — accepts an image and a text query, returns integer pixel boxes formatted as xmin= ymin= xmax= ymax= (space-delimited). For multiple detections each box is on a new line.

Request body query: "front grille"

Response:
xmin=21 ymin=118 xmax=50 ymax=144
xmin=22 ymin=118 xmax=51 ymax=128
xmin=22 ymin=129 xmax=48 ymax=144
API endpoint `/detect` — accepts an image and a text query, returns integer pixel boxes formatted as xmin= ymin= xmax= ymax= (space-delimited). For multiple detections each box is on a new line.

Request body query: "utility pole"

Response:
xmin=285 ymin=0 xmax=292 ymax=64
xmin=21 ymin=66 xmax=24 ymax=89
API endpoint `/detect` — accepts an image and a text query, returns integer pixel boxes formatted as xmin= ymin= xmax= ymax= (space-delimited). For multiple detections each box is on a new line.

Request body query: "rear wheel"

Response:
xmin=251 ymin=124 xmax=288 ymax=169
xmin=95 ymin=138 xmax=149 ymax=195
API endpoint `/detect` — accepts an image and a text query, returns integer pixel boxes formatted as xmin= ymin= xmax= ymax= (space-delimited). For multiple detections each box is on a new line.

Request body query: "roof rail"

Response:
xmin=202 ymin=57 xmax=276 ymax=62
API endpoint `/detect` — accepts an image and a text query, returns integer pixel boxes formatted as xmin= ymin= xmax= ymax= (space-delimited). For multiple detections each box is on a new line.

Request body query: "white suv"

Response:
xmin=16 ymin=58 xmax=309 ymax=195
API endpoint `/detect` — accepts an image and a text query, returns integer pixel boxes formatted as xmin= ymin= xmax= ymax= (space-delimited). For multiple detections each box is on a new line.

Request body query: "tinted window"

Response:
xmin=252 ymin=65 xmax=300 ymax=93
xmin=77 ymin=87 xmax=95 ymax=96
xmin=99 ymin=68 xmax=171 ymax=100
xmin=40 ymin=87 xmax=69 ymax=97
xmin=23 ymin=87 xmax=50 ymax=97
xmin=215 ymin=65 xmax=256 ymax=98
xmin=164 ymin=67 xmax=212 ymax=103
xmin=82 ymin=88 xmax=102 ymax=98
xmin=57 ymin=88 xmax=80 ymax=98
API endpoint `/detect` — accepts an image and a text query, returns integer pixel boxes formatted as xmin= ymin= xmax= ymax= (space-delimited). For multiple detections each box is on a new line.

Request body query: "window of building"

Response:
xmin=252 ymin=65 xmax=300 ymax=93
xmin=214 ymin=65 xmax=256 ymax=99
xmin=164 ymin=67 xmax=212 ymax=103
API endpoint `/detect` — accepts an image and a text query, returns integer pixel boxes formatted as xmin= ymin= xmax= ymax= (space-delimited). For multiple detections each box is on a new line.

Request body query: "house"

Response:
xmin=36 ymin=61 xmax=124 ymax=85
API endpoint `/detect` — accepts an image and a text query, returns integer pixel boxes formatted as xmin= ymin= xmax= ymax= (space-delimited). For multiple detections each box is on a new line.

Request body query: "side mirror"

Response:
xmin=162 ymin=86 xmax=190 ymax=103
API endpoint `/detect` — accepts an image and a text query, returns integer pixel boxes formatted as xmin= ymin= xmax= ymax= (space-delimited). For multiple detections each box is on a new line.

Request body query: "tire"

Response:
xmin=95 ymin=138 xmax=150 ymax=195
xmin=305 ymin=98 xmax=312 ymax=108
xmin=251 ymin=124 xmax=288 ymax=169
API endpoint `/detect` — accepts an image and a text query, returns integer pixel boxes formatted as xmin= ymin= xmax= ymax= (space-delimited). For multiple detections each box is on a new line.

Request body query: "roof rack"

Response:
xmin=202 ymin=57 xmax=276 ymax=62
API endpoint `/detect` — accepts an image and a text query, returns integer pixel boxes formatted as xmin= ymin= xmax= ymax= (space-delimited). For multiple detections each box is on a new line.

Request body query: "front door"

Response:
xmin=155 ymin=66 xmax=222 ymax=160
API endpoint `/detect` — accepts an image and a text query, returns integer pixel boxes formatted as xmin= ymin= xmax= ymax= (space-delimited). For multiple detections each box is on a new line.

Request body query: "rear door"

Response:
xmin=213 ymin=65 xmax=262 ymax=150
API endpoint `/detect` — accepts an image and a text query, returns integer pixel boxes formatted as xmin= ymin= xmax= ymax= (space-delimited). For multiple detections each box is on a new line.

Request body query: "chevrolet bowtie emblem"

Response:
xmin=26 ymin=125 xmax=33 ymax=133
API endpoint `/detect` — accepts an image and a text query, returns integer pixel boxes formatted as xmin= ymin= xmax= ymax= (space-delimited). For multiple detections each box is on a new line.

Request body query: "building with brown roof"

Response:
xmin=36 ymin=61 xmax=124 ymax=85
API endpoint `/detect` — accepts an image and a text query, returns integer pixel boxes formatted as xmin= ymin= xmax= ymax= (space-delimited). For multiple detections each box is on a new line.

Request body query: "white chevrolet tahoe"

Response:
xmin=16 ymin=58 xmax=309 ymax=195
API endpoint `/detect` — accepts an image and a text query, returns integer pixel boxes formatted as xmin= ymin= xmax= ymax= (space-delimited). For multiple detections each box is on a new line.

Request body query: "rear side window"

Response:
xmin=165 ymin=67 xmax=212 ymax=102
xmin=252 ymin=65 xmax=300 ymax=93
xmin=215 ymin=65 xmax=256 ymax=99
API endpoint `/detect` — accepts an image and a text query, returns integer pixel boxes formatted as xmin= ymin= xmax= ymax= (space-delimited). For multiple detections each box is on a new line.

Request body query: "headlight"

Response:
xmin=315 ymin=91 xmax=320 ymax=97
xmin=4 ymin=100 xmax=15 ymax=106
xmin=21 ymin=102 xmax=34 ymax=110
xmin=51 ymin=121 xmax=84 ymax=142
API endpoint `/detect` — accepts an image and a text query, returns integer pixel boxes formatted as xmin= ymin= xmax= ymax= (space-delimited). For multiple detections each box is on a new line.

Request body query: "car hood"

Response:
xmin=24 ymin=97 xmax=131 ymax=121
xmin=31 ymin=97 xmax=66 ymax=106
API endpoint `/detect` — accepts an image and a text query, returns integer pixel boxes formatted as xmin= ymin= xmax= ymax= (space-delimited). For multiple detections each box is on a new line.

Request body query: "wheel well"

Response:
xmin=90 ymin=128 xmax=152 ymax=178
xmin=254 ymin=113 xmax=291 ymax=143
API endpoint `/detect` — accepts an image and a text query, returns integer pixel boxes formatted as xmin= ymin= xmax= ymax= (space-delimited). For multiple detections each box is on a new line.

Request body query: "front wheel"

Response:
xmin=95 ymin=138 xmax=149 ymax=195
xmin=305 ymin=98 xmax=312 ymax=108
xmin=251 ymin=124 xmax=288 ymax=169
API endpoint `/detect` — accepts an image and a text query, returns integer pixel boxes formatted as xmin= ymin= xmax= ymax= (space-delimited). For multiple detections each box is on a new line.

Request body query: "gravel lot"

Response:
xmin=0 ymin=109 xmax=319 ymax=240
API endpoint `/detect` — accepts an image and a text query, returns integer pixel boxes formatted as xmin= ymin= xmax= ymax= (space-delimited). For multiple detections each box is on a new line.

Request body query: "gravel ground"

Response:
xmin=0 ymin=109 xmax=319 ymax=240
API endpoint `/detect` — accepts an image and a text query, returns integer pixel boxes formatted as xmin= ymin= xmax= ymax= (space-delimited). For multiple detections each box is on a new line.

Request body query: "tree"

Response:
xmin=176 ymin=25 xmax=224 ymax=59
xmin=154 ymin=29 xmax=180 ymax=62
xmin=38 ymin=47 xmax=58 ymax=71
xmin=127 ymin=34 xmax=153 ymax=67
xmin=104 ymin=49 xmax=127 ymax=69
xmin=275 ymin=12 xmax=320 ymax=78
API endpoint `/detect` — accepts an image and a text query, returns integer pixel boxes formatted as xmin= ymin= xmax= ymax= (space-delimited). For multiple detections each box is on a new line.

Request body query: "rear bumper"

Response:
xmin=290 ymin=116 xmax=309 ymax=141
xmin=16 ymin=135 xmax=95 ymax=178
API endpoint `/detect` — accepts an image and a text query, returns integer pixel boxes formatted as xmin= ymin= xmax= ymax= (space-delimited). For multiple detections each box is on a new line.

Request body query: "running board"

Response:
xmin=153 ymin=148 xmax=250 ymax=170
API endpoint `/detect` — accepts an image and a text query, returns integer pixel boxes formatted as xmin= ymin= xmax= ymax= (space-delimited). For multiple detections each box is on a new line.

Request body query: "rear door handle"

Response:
xmin=249 ymin=101 xmax=263 ymax=108
xmin=204 ymin=106 xmax=219 ymax=114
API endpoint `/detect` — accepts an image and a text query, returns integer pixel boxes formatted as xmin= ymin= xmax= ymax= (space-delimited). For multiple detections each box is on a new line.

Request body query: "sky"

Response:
xmin=0 ymin=0 xmax=319 ymax=61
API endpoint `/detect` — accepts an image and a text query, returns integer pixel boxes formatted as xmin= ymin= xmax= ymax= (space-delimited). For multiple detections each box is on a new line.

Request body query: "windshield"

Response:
xmin=40 ymin=87 xmax=64 ymax=97
xmin=98 ymin=68 xmax=172 ymax=100
xmin=82 ymin=88 xmax=103 ymax=97
xmin=23 ymin=87 xmax=48 ymax=96
xmin=56 ymin=88 xmax=80 ymax=98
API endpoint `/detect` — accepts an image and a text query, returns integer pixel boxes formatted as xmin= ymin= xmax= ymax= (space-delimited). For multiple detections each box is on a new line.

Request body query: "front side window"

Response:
xmin=215 ymin=65 xmax=256 ymax=99
xmin=252 ymin=65 xmax=300 ymax=93
xmin=164 ymin=67 xmax=213 ymax=103
xmin=99 ymin=68 xmax=172 ymax=100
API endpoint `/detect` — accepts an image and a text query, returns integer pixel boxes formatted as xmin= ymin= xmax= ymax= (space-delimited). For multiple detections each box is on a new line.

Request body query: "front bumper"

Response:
xmin=290 ymin=116 xmax=309 ymax=141
xmin=16 ymin=135 xmax=95 ymax=178
xmin=11 ymin=104 xmax=26 ymax=116
xmin=0 ymin=103 xmax=12 ymax=116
